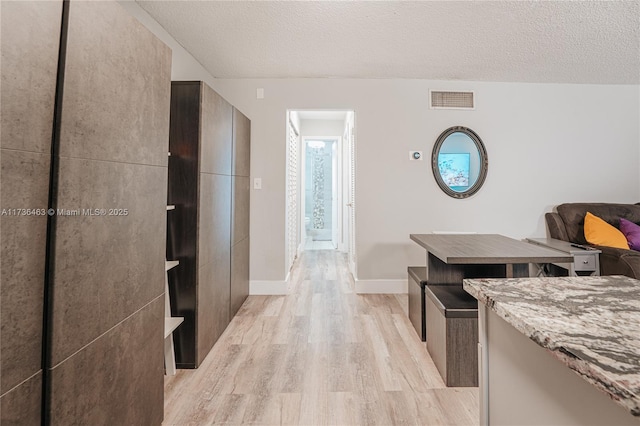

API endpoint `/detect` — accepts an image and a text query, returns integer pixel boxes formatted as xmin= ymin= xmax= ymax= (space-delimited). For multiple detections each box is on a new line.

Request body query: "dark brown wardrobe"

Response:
xmin=1 ymin=1 xmax=170 ymax=424
xmin=167 ymin=82 xmax=250 ymax=368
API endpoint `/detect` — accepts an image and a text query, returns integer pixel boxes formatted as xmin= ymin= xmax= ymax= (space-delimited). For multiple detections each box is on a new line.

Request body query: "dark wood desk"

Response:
xmin=409 ymin=233 xmax=573 ymax=387
xmin=410 ymin=234 xmax=573 ymax=284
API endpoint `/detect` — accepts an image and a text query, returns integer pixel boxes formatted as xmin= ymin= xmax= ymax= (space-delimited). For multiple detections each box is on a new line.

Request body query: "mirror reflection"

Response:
xmin=431 ymin=126 xmax=487 ymax=198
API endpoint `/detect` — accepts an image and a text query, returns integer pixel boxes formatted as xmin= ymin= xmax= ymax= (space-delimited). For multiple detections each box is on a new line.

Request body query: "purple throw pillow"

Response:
xmin=619 ymin=218 xmax=640 ymax=251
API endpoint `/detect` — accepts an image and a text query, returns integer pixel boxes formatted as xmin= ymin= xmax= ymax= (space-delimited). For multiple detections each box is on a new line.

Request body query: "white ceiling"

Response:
xmin=136 ymin=0 xmax=640 ymax=84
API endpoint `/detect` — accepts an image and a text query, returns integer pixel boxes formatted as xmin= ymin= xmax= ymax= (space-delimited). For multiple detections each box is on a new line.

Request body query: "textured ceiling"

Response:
xmin=136 ymin=0 xmax=640 ymax=84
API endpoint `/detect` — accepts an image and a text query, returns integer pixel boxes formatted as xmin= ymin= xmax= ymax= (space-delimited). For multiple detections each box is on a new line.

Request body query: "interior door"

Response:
xmin=286 ymin=115 xmax=299 ymax=270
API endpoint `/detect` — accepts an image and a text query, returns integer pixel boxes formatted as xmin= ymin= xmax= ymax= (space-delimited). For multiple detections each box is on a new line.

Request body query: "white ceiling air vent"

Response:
xmin=430 ymin=90 xmax=475 ymax=110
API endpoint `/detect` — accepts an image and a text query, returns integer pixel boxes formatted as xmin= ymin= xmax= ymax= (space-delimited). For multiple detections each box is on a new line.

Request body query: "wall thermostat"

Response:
xmin=410 ymin=151 xmax=423 ymax=161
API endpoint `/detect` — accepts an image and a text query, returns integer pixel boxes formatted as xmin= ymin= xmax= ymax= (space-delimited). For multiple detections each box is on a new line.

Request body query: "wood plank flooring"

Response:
xmin=163 ymin=250 xmax=478 ymax=425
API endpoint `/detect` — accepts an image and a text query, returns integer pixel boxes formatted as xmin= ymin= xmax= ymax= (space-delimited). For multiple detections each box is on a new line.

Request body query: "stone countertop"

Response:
xmin=463 ymin=275 xmax=640 ymax=417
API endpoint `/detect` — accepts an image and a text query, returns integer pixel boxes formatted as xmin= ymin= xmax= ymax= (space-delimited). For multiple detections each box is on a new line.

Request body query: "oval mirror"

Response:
xmin=431 ymin=126 xmax=488 ymax=199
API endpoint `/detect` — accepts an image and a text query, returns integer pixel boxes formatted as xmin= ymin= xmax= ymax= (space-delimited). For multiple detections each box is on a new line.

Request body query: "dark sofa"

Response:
xmin=545 ymin=203 xmax=640 ymax=279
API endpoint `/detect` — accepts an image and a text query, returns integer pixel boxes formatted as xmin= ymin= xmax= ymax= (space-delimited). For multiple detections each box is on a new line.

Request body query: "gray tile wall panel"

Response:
xmin=49 ymin=297 xmax=164 ymax=426
xmin=51 ymin=158 xmax=166 ymax=365
xmin=0 ymin=372 xmax=42 ymax=426
xmin=47 ymin=1 xmax=172 ymax=423
xmin=0 ymin=2 xmax=61 ymax=421
xmin=0 ymin=151 xmax=49 ymax=395
xmin=60 ymin=0 xmax=170 ymax=166
xmin=0 ymin=1 xmax=61 ymax=153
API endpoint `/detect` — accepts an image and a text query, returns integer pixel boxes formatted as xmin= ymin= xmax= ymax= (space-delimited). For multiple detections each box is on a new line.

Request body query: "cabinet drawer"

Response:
xmin=574 ymin=254 xmax=597 ymax=271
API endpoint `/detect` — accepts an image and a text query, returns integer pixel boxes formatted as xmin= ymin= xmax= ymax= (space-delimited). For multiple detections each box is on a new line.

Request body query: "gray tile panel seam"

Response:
xmin=57 ymin=155 xmax=168 ymax=169
xmin=48 ymin=293 xmax=163 ymax=370
xmin=0 ymin=147 xmax=51 ymax=155
xmin=0 ymin=370 xmax=42 ymax=399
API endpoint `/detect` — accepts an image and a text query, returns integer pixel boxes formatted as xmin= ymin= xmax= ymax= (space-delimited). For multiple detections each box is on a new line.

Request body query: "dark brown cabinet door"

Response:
xmin=198 ymin=85 xmax=233 ymax=362
xmin=230 ymin=236 xmax=250 ymax=318
xmin=168 ymin=82 xmax=240 ymax=367
xmin=232 ymin=108 xmax=251 ymax=177
xmin=230 ymin=108 xmax=251 ymax=318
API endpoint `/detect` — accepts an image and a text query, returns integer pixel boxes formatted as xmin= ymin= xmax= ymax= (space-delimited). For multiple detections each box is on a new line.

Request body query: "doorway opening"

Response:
xmin=285 ymin=110 xmax=356 ymax=275
xmin=303 ymin=137 xmax=338 ymax=250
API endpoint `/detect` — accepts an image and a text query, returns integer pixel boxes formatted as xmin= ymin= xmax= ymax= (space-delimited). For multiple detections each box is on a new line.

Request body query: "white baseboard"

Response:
xmin=249 ymin=280 xmax=289 ymax=295
xmin=355 ymin=278 xmax=407 ymax=294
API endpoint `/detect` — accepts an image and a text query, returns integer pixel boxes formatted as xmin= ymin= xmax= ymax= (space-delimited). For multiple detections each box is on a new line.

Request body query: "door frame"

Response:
xmin=285 ymin=109 xmax=356 ymax=278
xmin=345 ymin=111 xmax=356 ymax=277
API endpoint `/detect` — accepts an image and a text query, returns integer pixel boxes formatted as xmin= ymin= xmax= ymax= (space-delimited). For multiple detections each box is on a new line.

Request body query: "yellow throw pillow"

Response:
xmin=584 ymin=212 xmax=629 ymax=249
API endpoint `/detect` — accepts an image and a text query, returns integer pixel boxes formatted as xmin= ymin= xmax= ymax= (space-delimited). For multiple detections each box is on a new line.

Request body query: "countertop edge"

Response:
xmin=463 ymin=280 xmax=640 ymax=417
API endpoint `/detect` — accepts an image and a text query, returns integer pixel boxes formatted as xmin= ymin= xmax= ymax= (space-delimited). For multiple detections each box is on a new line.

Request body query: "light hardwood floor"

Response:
xmin=163 ymin=250 xmax=479 ymax=425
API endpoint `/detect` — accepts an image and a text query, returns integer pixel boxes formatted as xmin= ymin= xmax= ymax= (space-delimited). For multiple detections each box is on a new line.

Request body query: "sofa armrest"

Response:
xmin=597 ymin=246 xmax=640 ymax=279
xmin=545 ymin=212 xmax=569 ymax=241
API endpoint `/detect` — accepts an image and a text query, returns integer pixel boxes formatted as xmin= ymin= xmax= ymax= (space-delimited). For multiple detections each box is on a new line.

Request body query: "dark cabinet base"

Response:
xmin=408 ymin=267 xmax=427 ymax=341
xmin=425 ymin=285 xmax=478 ymax=387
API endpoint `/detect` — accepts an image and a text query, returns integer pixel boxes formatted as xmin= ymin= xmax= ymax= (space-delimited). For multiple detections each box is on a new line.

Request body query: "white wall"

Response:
xmin=122 ymin=2 xmax=640 ymax=287
xmin=299 ymin=119 xmax=345 ymax=139
xmin=210 ymin=79 xmax=640 ymax=283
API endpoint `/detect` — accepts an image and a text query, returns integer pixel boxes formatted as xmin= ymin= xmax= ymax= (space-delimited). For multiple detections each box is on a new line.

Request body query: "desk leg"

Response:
xmin=506 ymin=263 xmax=529 ymax=278
xmin=532 ymin=263 xmax=548 ymax=277
xmin=427 ymin=252 xmax=465 ymax=284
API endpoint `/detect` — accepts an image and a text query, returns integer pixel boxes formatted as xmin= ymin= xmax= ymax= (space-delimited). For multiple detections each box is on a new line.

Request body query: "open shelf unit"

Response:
xmin=164 ymin=211 xmax=183 ymax=375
